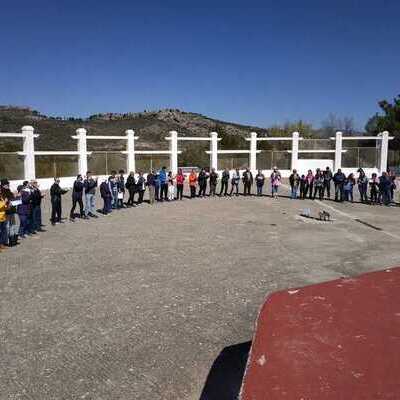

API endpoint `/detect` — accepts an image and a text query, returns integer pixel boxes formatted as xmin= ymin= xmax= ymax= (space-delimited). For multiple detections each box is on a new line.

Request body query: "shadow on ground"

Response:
xmin=199 ymin=341 xmax=252 ymax=400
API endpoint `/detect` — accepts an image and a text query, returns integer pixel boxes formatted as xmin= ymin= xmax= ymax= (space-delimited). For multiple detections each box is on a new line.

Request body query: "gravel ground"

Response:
xmin=1 ymin=183 xmax=400 ymax=400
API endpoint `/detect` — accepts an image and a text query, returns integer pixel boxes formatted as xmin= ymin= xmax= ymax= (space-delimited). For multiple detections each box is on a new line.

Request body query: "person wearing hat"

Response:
xmin=17 ymin=181 xmax=33 ymax=236
xmin=50 ymin=177 xmax=68 ymax=225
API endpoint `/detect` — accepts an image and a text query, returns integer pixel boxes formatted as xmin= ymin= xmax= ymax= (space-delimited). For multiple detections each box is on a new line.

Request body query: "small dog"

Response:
xmin=319 ymin=210 xmax=331 ymax=221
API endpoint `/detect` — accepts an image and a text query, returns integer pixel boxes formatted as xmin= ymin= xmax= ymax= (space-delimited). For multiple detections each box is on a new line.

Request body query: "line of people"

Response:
xmin=0 ymin=166 xmax=397 ymax=252
xmin=288 ymin=167 xmax=396 ymax=205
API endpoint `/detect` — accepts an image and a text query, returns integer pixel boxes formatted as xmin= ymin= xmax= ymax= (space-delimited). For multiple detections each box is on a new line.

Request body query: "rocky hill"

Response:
xmin=0 ymin=106 xmax=268 ymax=153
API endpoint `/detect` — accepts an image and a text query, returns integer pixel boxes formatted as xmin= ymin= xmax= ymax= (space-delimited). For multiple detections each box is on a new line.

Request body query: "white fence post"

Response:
xmin=126 ymin=129 xmax=136 ymax=172
xmin=379 ymin=131 xmax=389 ymax=173
xmin=210 ymin=132 xmax=218 ymax=171
xmin=334 ymin=131 xmax=342 ymax=171
xmin=76 ymin=128 xmax=88 ymax=176
xmin=169 ymin=130 xmax=178 ymax=174
xmin=249 ymin=131 xmax=257 ymax=171
xmin=22 ymin=125 xmax=36 ymax=180
xmin=291 ymin=131 xmax=299 ymax=171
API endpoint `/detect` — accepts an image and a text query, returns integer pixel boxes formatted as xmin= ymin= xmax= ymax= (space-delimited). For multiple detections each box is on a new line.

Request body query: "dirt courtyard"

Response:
xmin=1 ymin=185 xmax=400 ymax=400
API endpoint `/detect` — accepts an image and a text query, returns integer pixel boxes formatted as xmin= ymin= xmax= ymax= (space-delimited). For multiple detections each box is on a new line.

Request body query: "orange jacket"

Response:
xmin=189 ymin=173 xmax=197 ymax=186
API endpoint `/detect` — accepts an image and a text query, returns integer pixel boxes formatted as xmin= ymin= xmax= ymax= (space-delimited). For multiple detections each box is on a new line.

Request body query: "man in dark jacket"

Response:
xmin=333 ymin=169 xmax=346 ymax=202
xmin=219 ymin=168 xmax=230 ymax=196
xmin=209 ymin=168 xmax=218 ymax=196
xmin=198 ymin=168 xmax=208 ymax=197
xmin=83 ymin=171 xmax=98 ymax=218
xmin=242 ymin=168 xmax=253 ymax=196
xmin=70 ymin=174 xmax=85 ymax=221
xmin=100 ymin=178 xmax=113 ymax=214
xmin=50 ymin=178 xmax=68 ymax=225
xmin=379 ymin=171 xmax=392 ymax=206
xmin=30 ymin=180 xmax=45 ymax=231
xmin=323 ymin=167 xmax=333 ymax=199
xmin=125 ymin=172 xmax=136 ymax=206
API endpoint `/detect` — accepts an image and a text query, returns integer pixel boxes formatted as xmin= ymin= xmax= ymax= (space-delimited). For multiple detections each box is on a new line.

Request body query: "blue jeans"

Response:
xmin=291 ymin=185 xmax=298 ymax=199
xmin=256 ymin=185 xmax=263 ymax=195
xmin=271 ymin=185 xmax=279 ymax=196
xmin=0 ymin=220 xmax=8 ymax=245
xmin=32 ymin=206 xmax=42 ymax=231
xmin=345 ymin=189 xmax=353 ymax=202
xmin=18 ymin=214 xmax=30 ymax=236
xmin=103 ymin=197 xmax=112 ymax=214
xmin=85 ymin=193 xmax=96 ymax=216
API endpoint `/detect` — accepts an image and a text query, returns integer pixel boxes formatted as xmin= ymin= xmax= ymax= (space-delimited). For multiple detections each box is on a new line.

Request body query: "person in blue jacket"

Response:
xmin=159 ymin=166 xmax=168 ymax=201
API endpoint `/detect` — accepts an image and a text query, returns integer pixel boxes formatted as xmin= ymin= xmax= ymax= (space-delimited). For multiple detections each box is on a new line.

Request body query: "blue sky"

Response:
xmin=1 ymin=0 xmax=399 ymax=129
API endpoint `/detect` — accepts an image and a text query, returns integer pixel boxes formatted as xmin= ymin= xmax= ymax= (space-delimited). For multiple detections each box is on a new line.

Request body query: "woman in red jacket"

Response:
xmin=176 ymin=168 xmax=185 ymax=200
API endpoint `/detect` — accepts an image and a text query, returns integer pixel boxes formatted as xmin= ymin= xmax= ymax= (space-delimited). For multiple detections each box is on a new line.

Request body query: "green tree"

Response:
xmin=365 ymin=95 xmax=400 ymax=136
xmin=365 ymin=95 xmax=400 ymax=148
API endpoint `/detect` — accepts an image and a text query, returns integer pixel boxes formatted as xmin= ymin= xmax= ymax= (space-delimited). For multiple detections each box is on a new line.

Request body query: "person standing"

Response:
xmin=0 ymin=189 xmax=9 ymax=251
xmin=17 ymin=181 xmax=33 ymax=236
xmin=31 ymin=180 xmax=45 ymax=231
xmin=369 ymin=173 xmax=379 ymax=205
xmin=313 ymin=169 xmax=324 ymax=201
xmin=209 ymin=168 xmax=218 ymax=196
xmin=198 ymin=168 xmax=208 ymax=197
xmin=255 ymin=169 xmax=265 ymax=196
xmin=154 ymin=170 xmax=160 ymax=201
xmin=270 ymin=167 xmax=281 ymax=198
xmin=289 ymin=169 xmax=300 ymax=199
xmin=50 ymin=178 xmax=68 ymax=225
xmin=219 ymin=168 xmax=230 ymax=196
xmin=159 ymin=166 xmax=168 ymax=201
xmin=333 ymin=169 xmax=346 ymax=202
xmin=344 ymin=173 xmax=355 ymax=202
xmin=379 ymin=171 xmax=392 ymax=206
xmin=1 ymin=179 xmax=19 ymax=246
xmin=323 ymin=167 xmax=333 ymax=199
xmin=109 ymin=174 xmax=118 ymax=209
xmin=70 ymin=174 xmax=85 ymax=221
xmin=117 ymin=169 xmax=126 ymax=208
xmin=242 ymin=168 xmax=253 ymax=196
xmin=299 ymin=175 xmax=307 ymax=199
xmin=176 ymin=168 xmax=185 ymax=200
xmin=100 ymin=178 xmax=113 ymax=214
xmin=125 ymin=172 xmax=136 ymax=206
xmin=189 ymin=169 xmax=197 ymax=198
xmin=389 ymin=170 xmax=397 ymax=203
xmin=147 ymin=170 xmax=156 ymax=205
xmin=230 ymin=168 xmax=240 ymax=196
xmin=305 ymin=170 xmax=314 ymax=200
xmin=167 ymin=171 xmax=175 ymax=201
xmin=357 ymin=169 xmax=369 ymax=203
xmin=83 ymin=171 xmax=98 ymax=217
xmin=136 ymin=172 xmax=146 ymax=204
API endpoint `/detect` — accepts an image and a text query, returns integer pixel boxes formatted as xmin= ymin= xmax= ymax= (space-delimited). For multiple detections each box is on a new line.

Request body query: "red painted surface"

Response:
xmin=240 ymin=268 xmax=400 ymax=400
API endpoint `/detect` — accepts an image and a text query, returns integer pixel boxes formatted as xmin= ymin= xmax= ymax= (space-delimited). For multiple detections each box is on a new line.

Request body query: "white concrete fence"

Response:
xmin=0 ymin=127 xmax=393 ymax=190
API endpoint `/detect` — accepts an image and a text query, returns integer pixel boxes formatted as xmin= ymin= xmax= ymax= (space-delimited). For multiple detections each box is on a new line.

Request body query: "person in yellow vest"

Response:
xmin=0 ymin=189 xmax=9 ymax=250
